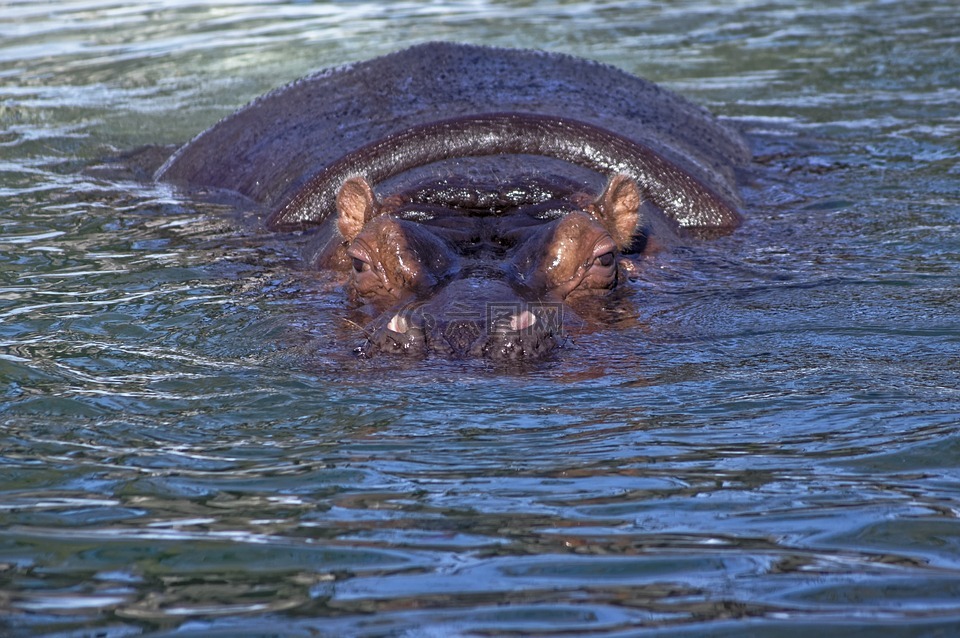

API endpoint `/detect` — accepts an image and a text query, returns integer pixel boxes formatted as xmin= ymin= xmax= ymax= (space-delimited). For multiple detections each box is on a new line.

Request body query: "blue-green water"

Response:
xmin=1 ymin=1 xmax=959 ymax=636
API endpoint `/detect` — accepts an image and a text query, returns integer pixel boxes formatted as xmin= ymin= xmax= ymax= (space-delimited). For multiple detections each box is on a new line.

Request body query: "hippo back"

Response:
xmin=156 ymin=42 xmax=749 ymax=225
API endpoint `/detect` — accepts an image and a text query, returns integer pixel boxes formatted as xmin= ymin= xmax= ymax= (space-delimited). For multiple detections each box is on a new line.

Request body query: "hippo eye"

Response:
xmin=352 ymin=257 xmax=370 ymax=273
xmin=595 ymin=252 xmax=615 ymax=268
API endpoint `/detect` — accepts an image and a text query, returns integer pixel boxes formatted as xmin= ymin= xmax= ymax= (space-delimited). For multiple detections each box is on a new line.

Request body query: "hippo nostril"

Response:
xmin=363 ymin=310 xmax=427 ymax=357
xmin=509 ymin=310 xmax=537 ymax=332
xmin=387 ymin=313 xmax=409 ymax=334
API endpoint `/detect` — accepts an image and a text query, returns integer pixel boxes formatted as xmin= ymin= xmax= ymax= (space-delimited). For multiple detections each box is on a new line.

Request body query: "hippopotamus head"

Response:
xmin=320 ymin=173 xmax=641 ymax=360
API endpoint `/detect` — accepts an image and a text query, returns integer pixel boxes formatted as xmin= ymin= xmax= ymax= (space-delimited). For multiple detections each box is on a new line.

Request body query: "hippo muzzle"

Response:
xmin=359 ymin=279 xmax=565 ymax=361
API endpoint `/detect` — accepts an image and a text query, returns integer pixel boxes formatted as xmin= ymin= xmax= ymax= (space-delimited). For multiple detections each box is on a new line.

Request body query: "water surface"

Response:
xmin=1 ymin=1 xmax=959 ymax=636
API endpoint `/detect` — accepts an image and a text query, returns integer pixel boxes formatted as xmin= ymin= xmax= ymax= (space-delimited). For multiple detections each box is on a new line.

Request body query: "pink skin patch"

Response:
xmin=510 ymin=310 xmax=537 ymax=332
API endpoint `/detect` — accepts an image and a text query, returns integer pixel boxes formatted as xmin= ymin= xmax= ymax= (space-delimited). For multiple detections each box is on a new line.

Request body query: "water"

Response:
xmin=1 ymin=0 xmax=959 ymax=635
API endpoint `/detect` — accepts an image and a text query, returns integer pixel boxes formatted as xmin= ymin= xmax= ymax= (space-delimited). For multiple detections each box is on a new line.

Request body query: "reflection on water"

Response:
xmin=2 ymin=0 xmax=960 ymax=635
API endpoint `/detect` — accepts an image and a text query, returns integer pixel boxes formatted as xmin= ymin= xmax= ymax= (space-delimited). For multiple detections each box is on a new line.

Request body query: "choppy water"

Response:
xmin=2 ymin=1 xmax=959 ymax=636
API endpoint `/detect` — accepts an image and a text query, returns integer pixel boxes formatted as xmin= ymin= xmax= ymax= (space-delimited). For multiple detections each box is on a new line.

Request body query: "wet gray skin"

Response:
xmin=156 ymin=42 xmax=749 ymax=360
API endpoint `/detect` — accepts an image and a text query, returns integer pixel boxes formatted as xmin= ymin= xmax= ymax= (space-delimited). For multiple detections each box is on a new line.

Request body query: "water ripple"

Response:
xmin=2 ymin=0 xmax=960 ymax=635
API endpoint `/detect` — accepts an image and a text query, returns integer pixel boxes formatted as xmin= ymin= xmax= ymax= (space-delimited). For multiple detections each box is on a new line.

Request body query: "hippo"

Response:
xmin=156 ymin=42 xmax=749 ymax=360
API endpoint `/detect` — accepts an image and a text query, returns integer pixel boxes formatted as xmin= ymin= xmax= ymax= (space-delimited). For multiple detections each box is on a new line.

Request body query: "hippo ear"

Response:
xmin=591 ymin=174 xmax=641 ymax=250
xmin=336 ymin=177 xmax=378 ymax=241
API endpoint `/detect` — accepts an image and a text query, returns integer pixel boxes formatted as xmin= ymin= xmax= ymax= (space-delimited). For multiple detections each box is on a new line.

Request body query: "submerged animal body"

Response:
xmin=157 ymin=42 xmax=750 ymax=360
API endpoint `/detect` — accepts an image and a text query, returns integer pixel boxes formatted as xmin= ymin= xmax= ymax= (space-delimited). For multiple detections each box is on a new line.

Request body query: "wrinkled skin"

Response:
xmin=156 ymin=43 xmax=750 ymax=361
